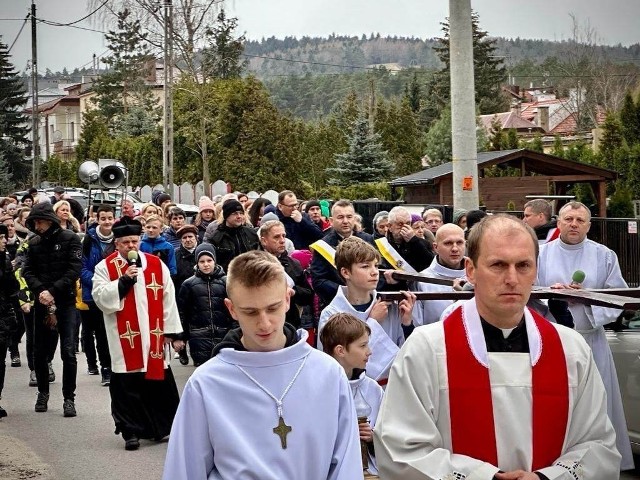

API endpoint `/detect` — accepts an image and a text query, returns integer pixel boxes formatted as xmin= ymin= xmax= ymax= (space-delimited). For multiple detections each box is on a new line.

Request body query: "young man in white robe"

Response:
xmin=91 ymin=217 xmax=185 ymax=451
xmin=162 ymin=250 xmax=363 ymax=480
xmin=374 ymin=214 xmax=621 ymax=480
xmin=536 ymin=201 xmax=634 ymax=470
xmin=318 ymin=236 xmax=416 ymax=384
xmin=413 ymin=223 xmax=467 ymax=326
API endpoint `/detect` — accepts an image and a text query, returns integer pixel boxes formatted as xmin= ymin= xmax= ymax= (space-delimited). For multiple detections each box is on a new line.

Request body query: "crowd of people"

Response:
xmin=0 ymin=187 xmax=634 ymax=478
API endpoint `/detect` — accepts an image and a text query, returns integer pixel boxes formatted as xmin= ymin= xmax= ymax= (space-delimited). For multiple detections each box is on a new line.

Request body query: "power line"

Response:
xmin=36 ymin=18 xmax=107 ymax=35
xmin=41 ymin=0 xmax=109 ymax=27
xmin=7 ymin=15 xmax=29 ymax=53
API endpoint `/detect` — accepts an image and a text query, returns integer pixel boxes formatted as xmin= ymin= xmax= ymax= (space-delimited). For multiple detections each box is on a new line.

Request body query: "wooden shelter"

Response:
xmin=389 ymin=149 xmax=617 ymax=217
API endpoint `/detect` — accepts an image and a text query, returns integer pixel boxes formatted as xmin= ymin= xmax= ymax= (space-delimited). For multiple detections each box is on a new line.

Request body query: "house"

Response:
xmin=389 ymin=149 xmax=617 ymax=217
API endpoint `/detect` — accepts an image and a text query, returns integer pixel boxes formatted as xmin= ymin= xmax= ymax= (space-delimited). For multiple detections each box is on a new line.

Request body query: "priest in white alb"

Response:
xmin=163 ymin=250 xmax=362 ymax=480
xmin=413 ymin=223 xmax=467 ymax=326
xmin=92 ymin=217 xmax=184 ymax=451
xmin=374 ymin=214 xmax=620 ymax=480
xmin=537 ymin=201 xmax=634 ymax=470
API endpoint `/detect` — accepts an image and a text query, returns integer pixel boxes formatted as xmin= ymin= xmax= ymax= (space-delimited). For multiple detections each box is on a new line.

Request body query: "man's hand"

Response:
xmin=125 ymin=265 xmax=138 ymax=279
xmin=39 ymin=290 xmax=54 ymax=306
xmin=398 ymin=290 xmax=417 ymax=325
xmin=495 ymin=471 xmax=540 ymax=480
xmin=383 ymin=269 xmax=399 ymax=285
xmin=370 ymin=298 xmax=389 ymax=323
xmin=400 ymin=224 xmax=415 ymax=242
xmin=170 ymin=339 xmax=185 ymax=351
xmin=358 ymin=421 xmax=373 ymax=443
xmin=20 ymin=303 xmax=31 ymax=313
xmin=290 ymin=210 xmax=303 ymax=223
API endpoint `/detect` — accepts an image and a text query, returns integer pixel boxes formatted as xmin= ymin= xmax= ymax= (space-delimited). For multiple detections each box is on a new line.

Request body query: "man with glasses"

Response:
xmin=275 ymin=190 xmax=323 ymax=250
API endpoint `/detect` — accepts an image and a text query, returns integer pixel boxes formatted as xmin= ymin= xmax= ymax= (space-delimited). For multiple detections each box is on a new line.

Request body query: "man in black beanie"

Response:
xmin=208 ymin=200 xmax=259 ymax=272
xmin=22 ymin=203 xmax=82 ymax=416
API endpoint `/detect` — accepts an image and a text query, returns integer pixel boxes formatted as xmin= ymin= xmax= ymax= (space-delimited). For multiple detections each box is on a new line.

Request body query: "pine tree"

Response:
xmin=202 ymin=10 xmax=248 ymax=80
xmin=619 ymin=92 xmax=640 ymax=146
xmin=91 ymin=9 xmax=158 ymax=133
xmin=0 ymin=39 xmax=31 ymax=187
xmin=403 ymin=72 xmax=422 ymax=114
xmin=327 ymin=114 xmax=393 ymax=185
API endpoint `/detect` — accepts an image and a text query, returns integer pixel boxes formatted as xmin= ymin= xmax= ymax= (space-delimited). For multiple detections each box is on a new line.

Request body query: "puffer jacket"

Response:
xmin=173 ymin=245 xmax=196 ymax=294
xmin=22 ymin=225 xmax=82 ymax=307
xmin=208 ymin=223 xmax=259 ymax=273
xmin=139 ymin=234 xmax=177 ymax=274
xmin=0 ymin=251 xmax=19 ymax=340
xmin=80 ymin=224 xmax=116 ymax=303
xmin=177 ymin=265 xmax=236 ymax=365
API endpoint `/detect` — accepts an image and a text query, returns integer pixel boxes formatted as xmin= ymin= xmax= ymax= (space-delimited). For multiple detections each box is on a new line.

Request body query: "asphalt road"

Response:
xmin=0 ymin=344 xmax=194 ymax=480
xmin=1 ymin=344 xmax=639 ymax=479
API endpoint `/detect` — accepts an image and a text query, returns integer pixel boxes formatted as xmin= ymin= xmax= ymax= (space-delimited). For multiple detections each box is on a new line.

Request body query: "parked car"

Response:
xmin=607 ymin=314 xmax=640 ymax=455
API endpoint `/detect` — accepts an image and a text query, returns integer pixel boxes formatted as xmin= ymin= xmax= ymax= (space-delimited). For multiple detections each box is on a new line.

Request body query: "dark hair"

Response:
xmin=96 ymin=205 xmax=114 ymax=216
xmin=466 ymin=214 xmax=538 ymax=265
xmin=277 ymin=190 xmax=295 ymax=204
xmin=167 ymin=207 xmax=186 ymax=220
xmin=320 ymin=313 xmax=371 ymax=355
xmin=248 ymin=198 xmax=272 ymax=227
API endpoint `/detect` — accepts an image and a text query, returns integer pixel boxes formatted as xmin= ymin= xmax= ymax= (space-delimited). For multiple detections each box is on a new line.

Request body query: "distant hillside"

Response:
xmin=244 ymin=35 xmax=640 ymax=78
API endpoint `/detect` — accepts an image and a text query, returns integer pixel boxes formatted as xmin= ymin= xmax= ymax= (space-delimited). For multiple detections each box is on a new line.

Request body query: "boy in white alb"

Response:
xmin=321 ymin=313 xmax=384 ymax=476
xmin=163 ymin=250 xmax=362 ymax=480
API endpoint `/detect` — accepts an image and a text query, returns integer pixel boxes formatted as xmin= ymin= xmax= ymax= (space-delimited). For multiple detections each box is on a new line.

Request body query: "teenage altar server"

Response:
xmin=92 ymin=217 xmax=184 ymax=451
xmin=162 ymin=250 xmax=362 ymax=480
xmin=374 ymin=214 xmax=620 ymax=480
xmin=537 ymin=201 xmax=634 ymax=470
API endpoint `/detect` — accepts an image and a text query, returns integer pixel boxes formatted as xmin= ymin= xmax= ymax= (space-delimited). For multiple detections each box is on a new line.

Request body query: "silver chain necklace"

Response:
xmin=234 ymin=353 xmax=309 ymax=450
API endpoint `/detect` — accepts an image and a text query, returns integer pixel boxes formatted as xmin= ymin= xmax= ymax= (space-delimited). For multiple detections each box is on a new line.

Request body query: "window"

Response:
xmin=70 ymin=122 xmax=75 ymax=142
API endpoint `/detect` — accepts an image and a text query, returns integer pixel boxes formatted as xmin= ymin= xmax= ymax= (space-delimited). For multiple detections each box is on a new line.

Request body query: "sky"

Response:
xmin=1 ymin=0 xmax=639 ymax=73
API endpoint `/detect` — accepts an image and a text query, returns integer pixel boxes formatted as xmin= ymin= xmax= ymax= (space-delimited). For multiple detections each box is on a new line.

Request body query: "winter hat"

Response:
xmin=465 ymin=210 xmax=487 ymax=231
xmin=263 ymin=204 xmax=277 ymax=215
xmin=21 ymin=194 xmax=34 ymax=204
xmin=199 ymin=196 xmax=215 ymax=213
xmin=319 ymin=200 xmax=330 ymax=219
xmin=25 ymin=202 xmax=61 ymax=231
xmin=176 ymin=224 xmax=198 ymax=238
xmin=305 ymin=200 xmax=321 ymax=213
xmin=410 ymin=213 xmax=422 ymax=225
xmin=155 ymin=193 xmax=171 ymax=206
xmin=260 ymin=212 xmax=279 ymax=225
xmin=452 ymin=209 xmax=468 ymax=226
xmin=222 ymin=200 xmax=244 ymax=220
xmin=372 ymin=211 xmax=389 ymax=229
xmin=195 ymin=243 xmax=216 ymax=262
xmin=112 ymin=217 xmax=143 ymax=238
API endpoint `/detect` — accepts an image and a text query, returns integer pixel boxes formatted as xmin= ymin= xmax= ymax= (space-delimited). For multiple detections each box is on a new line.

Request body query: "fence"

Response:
xmin=589 ymin=219 xmax=639 ymax=288
xmin=132 ymin=180 xmax=269 ymax=205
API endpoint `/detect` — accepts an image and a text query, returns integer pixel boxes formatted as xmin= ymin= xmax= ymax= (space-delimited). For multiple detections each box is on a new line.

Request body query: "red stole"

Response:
xmin=443 ymin=305 xmax=569 ymax=471
xmin=547 ymin=228 xmax=560 ymax=242
xmin=105 ymin=251 xmax=166 ymax=380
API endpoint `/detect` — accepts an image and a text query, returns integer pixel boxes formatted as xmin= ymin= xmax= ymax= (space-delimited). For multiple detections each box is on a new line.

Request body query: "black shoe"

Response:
xmin=63 ymin=399 xmax=76 ymax=417
xmin=178 ymin=349 xmax=189 ymax=366
xmin=29 ymin=370 xmax=37 ymax=387
xmin=87 ymin=367 xmax=99 ymax=375
xmin=0 ymin=405 xmax=7 ymax=418
xmin=124 ymin=435 xmax=140 ymax=451
xmin=48 ymin=363 xmax=55 ymax=383
xmin=35 ymin=392 xmax=49 ymax=412
xmin=101 ymin=368 xmax=111 ymax=386
xmin=11 ymin=356 xmax=21 ymax=367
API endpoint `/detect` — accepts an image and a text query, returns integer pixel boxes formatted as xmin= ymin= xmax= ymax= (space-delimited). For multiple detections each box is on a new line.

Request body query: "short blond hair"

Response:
xmin=227 ymin=250 xmax=286 ymax=295
xmin=145 ymin=214 xmax=163 ymax=226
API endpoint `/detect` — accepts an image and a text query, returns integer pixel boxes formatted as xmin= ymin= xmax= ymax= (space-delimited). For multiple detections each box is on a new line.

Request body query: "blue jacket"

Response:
xmin=275 ymin=208 xmax=323 ymax=250
xmin=80 ymin=224 xmax=116 ymax=303
xmin=162 ymin=226 xmax=181 ymax=250
xmin=139 ymin=235 xmax=177 ymax=274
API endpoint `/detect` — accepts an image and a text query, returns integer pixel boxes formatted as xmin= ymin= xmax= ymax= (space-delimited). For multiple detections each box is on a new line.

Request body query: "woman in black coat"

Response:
xmin=0 ymin=224 xmax=19 ymax=417
xmin=177 ymin=244 xmax=236 ymax=366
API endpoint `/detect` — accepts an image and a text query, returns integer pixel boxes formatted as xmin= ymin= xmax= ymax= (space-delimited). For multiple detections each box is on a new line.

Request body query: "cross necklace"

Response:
xmin=234 ymin=353 xmax=309 ymax=450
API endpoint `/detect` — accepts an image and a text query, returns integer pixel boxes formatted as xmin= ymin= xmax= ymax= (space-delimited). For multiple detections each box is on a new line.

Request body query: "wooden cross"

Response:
xmin=273 ymin=416 xmax=292 ymax=449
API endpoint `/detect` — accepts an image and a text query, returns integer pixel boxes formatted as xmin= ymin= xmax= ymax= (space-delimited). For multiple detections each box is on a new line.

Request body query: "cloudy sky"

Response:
xmin=2 ymin=0 xmax=639 ymax=72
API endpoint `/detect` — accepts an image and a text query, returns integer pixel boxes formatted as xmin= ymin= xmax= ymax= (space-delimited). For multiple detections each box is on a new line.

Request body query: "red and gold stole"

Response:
xmin=443 ymin=303 xmax=569 ymax=471
xmin=105 ymin=251 xmax=165 ymax=380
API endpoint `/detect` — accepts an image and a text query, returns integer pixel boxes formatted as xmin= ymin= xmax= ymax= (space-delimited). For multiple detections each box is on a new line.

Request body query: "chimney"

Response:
xmin=510 ymin=101 xmax=521 ymax=118
xmin=537 ymin=105 xmax=550 ymax=132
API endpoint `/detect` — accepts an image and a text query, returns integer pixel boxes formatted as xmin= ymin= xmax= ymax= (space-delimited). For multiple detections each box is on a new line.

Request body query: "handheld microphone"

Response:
xmin=127 ymin=250 xmax=139 ymax=283
xmin=570 ymin=270 xmax=586 ymax=286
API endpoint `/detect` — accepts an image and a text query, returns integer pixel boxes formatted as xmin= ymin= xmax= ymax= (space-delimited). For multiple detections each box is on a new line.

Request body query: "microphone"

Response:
xmin=127 ymin=250 xmax=139 ymax=283
xmin=570 ymin=270 xmax=586 ymax=286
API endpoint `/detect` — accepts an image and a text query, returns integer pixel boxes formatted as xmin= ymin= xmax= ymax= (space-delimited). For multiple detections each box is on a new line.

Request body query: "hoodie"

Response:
xmin=211 ymin=322 xmax=298 ymax=357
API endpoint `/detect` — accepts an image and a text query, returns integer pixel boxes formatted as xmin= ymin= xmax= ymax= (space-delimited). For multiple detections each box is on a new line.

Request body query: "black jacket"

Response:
xmin=0 ymin=251 xmax=19 ymax=340
xmin=380 ymin=232 xmax=433 ymax=274
xmin=275 ymin=208 xmax=323 ymax=250
xmin=212 ymin=322 xmax=298 ymax=357
xmin=309 ymin=229 xmax=377 ymax=305
xmin=174 ymin=246 xmax=196 ymax=294
xmin=277 ymin=252 xmax=314 ymax=328
xmin=208 ymin=223 xmax=259 ymax=272
xmin=22 ymin=225 xmax=82 ymax=306
xmin=177 ymin=265 xmax=236 ymax=365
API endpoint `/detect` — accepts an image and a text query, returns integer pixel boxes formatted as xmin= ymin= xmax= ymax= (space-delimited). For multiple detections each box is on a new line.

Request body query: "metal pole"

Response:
xmin=162 ymin=0 xmax=174 ymax=196
xmin=449 ymin=0 xmax=479 ymax=210
xmin=30 ymin=0 xmax=40 ymax=187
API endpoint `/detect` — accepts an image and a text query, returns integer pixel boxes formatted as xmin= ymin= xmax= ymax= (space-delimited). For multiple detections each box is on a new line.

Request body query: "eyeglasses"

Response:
xmin=282 ymin=203 xmax=298 ymax=209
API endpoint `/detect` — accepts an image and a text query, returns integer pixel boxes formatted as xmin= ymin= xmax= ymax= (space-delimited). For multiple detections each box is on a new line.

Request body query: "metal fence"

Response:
xmin=589 ymin=219 xmax=639 ymax=288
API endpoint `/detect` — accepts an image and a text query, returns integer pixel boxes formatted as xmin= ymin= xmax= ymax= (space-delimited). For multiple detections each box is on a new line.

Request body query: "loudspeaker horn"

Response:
xmin=78 ymin=161 xmax=99 ymax=184
xmin=99 ymin=165 xmax=125 ymax=188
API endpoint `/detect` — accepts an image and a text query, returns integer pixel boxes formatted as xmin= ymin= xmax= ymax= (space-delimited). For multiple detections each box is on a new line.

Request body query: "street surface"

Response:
xmin=1 ymin=344 xmax=639 ymax=479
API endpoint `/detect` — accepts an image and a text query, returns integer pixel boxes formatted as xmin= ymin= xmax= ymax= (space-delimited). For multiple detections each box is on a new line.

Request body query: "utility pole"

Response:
xmin=30 ymin=0 xmax=40 ymax=187
xmin=449 ymin=0 xmax=479 ymax=210
xmin=162 ymin=0 xmax=174 ymax=195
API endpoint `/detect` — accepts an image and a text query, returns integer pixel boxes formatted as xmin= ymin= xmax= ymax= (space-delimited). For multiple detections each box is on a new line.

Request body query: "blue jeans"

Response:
xmin=33 ymin=303 xmax=77 ymax=400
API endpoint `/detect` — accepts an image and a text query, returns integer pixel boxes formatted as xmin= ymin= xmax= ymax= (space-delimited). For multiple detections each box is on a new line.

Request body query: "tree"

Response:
xmin=619 ymin=92 xmax=640 ymax=146
xmin=201 ymin=10 xmax=247 ymax=80
xmin=327 ymin=113 xmax=392 ymax=185
xmin=422 ymin=107 xmax=452 ymax=166
xmin=403 ymin=72 xmax=422 ymax=114
xmin=91 ymin=9 xmax=159 ymax=133
xmin=375 ymin=99 xmax=423 ymax=176
xmin=0 ymin=39 xmax=31 ymax=187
